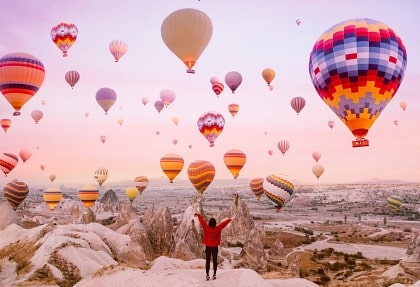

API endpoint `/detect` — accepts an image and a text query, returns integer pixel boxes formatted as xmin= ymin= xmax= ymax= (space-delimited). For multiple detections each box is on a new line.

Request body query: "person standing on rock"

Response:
xmin=194 ymin=212 xmax=235 ymax=281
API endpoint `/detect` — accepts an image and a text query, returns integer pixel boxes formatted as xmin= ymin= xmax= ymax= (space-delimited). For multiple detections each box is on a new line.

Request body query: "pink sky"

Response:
xmin=1 ymin=0 xmax=420 ymax=187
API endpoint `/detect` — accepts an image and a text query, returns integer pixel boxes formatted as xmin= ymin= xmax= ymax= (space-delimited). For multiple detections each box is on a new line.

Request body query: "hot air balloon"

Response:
xmin=50 ymin=22 xmax=78 ymax=57
xmin=225 ymin=71 xmax=242 ymax=93
xmin=223 ymin=149 xmax=246 ymax=179
xmin=78 ymin=185 xmax=99 ymax=208
xmin=155 ymin=130 xmax=160 ymax=135
xmin=43 ymin=187 xmax=63 ymax=210
xmin=40 ymin=164 xmax=45 ymax=171
xmin=264 ymin=174 xmax=294 ymax=212
xmin=400 ymin=101 xmax=407 ymax=111
xmin=161 ymin=8 xmax=213 ymax=73
xmin=296 ymin=19 xmax=302 ymax=26
xmin=125 ymin=187 xmax=139 ymax=202
xmin=141 ymin=97 xmax=149 ymax=106
xmin=197 ymin=111 xmax=225 ymax=147
xmin=393 ymin=120 xmax=399 ymax=126
xmin=277 ymin=140 xmax=290 ymax=156
xmin=309 ymin=18 xmax=407 ymax=148
xmin=228 ymin=103 xmax=239 ymax=118
xmin=19 ymin=149 xmax=32 ymax=163
xmin=312 ymin=164 xmax=324 ymax=179
xmin=41 ymin=100 xmax=46 ymax=106
xmin=1 ymin=119 xmax=11 ymax=133
xmin=210 ymin=76 xmax=224 ymax=96
xmin=188 ymin=144 xmax=192 ymax=149
xmin=262 ymin=68 xmax=276 ymax=90
xmin=133 ymin=176 xmax=149 ymax=194
xmin=268 ymin=150 xmax=273 ymax=156
xmin=387 ymin=195 xmax=403 ymax=209
xmin=117 ymin=118 xmax=124 ymax=126
xmin=31 ymin=110 xmax=43 ymax=124
xmin=160 ymin=153 xmax=184 ymax=183
xmin=65 ymin=70 xmax=80 ymax=89
xmin=172 ymin=116 xmax=180 ymax=126
xmin=290 ymin=97 xmax=306 ymax=115
xmin=96 ymin=87 xmax=117 ymax=115
xmin=3 ymin=179 xmax=29 ymax=210
xmin=0 ymin=153 xmax=18 ymax=176
xmin=0 ymin=52 xmax=45 ymax=116
xmin=100 ymin=135 xmax=107 ymax=143
xmin=172 ymin=139 xmax=178 ymax=145
xmin=94 ymin=167 xmax=108 ymax=186
xmin=49 ymin=174 xmax=56 ymax=182
xmin=249 ymin=177 xmax=264 ymax=200
xmin=84 ymin=112 xmax=89 ymax=118
xmin=160 ymin=89 xmax=176 ymax=107
xmin=109 ymin=40 xmax=128 ymax=62
xmin=312 ymin=151 xmax=321 ymax=163
xmin=154 ymin=100 xmax=164 ymax=113
xmin=328 ymin=120 xmax=334 ymax=130
xmin=187 ymin=160 xmax=215 ymax=195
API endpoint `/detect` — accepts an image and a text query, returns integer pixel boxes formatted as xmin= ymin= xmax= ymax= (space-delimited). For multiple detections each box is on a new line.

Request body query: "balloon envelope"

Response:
xmin=141 ymin=97 xmax=149 ymax=106
xmin=0 ymin=153 xmax=18 ymax=176
xmin=223 ymin=149 xmax=246 ymax=179
xmin=312 ymin=151 xmax=321 ymax=163
xmin=228 ymin=103 xmax=239 ymax=118
xmin=160 ymin=153 xmax=184 ymax=183
xmin=197 ymin=111 xmax=225 ymax=147
xmin=109 ymin=40 xmax=128 ymax=62
xmin=125 ymin=187 xmax=139 ymax=202
xmin=96 ymin=88 xmax=117 ymax=115
xmin=19 ymin=148 xmax=32 ymax=163
xmin=264 ymin=175 xmax=294 ymax=211
xmin=249 ymin=177 xmax=264 ymax=200
xmin=312 ymin=164 xmax=324 ymax=179
xmin=65 ymin=70 xmax=80 ymax=88
xmin=49 ymin=174 xmax=56 ymax=182
xmin=1 ymin=118 xmax=11 ymax=133
xmin=160 ymin=89 xmax=176 ymax=107
xmin=400 ymin=101 xmax=407 ymax=111
xmin=387 ymin=195 xmax=403 ymax=209
xmin=3 ymin=179 xmax=29 ymax=210
xmin=133 ymin=176 xmax=149 ymax=194
xmin=43 ymin=187 xmax=63 ymax=210
xmin=50 ymin=22 xmax=78 ymax=57
xmin=78 ymin=185 xmax=99 ymax=208
xmin=31 ymin=110 xmax=43 ymax=124
xmin=225 ymin=71 xmax=242 ymax=93
xmin=262 ymin=68 xmax=276 ymax=87
xmin=187 ymin=160 xmax=215 ymax=195
xmin=94 ymin=167 xmax=108 ymax=186
xmin=290 ymin=97 xmax=306 ymax=115
xmin=154 ymin=100 xmax=164 ymax=113
xmin=277 ymin=140 xmax=290 ymax=156
xmin=210 ymin=76 xmax=224 ymax=96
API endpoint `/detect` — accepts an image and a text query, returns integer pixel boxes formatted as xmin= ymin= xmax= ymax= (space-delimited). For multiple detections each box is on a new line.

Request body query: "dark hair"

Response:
xmin=209 ymin=218 xmax=216 ymax=228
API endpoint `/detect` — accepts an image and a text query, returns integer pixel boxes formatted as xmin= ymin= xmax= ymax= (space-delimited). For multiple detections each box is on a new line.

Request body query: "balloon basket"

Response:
xmin=352 ymin=138 xmax=369 ymax=147
xmin=186 ymin=68 xmax=195 ymax=74
xmin=13 ymin=111 xmax=20 ymax=116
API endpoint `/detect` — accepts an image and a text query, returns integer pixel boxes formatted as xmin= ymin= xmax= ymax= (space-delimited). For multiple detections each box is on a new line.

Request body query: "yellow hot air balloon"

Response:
xmin=125 ymin=187 xmax=139 ymax=202
xmin=78 ymin=185 xmax=99 ymax=208
xmin=133 ymin=176 xmax=149 ymax=194
xmin=262 ymin=68 xmax=276 ymax=89
xmin=161 ymin=8 xmax=213 ymax=73
xmin=160 ymin=153 xmax=184 ymax=183
xmin=43 ymin=187 xmax=63 ymax=210
xmin=187 ymin=160 xmax=215 ymax=195
xmin=223 ymin=149 xmax=246 ymax=179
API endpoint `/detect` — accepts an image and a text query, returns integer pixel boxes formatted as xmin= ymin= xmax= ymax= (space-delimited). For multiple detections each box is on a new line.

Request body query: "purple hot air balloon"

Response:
xmin=159 ymin=89 xmax=176 ymax=107
xmin=225 ymin=71 xmax=242 ymax=93
xmin=154 ymin=100 xmax=164 ymax=113
xmin=96 ymin=87 xmax=117 ymax=115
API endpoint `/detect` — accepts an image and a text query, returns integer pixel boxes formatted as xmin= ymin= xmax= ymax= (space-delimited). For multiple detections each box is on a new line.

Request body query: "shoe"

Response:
xmin=212 ymin=274 xmax=216 ymax=280
xmin=206 ymin=275 xmax=210 ymax=281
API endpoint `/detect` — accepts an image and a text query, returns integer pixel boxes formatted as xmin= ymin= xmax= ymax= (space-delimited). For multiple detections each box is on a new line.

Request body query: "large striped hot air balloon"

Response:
xmin=0 ymin=153 xmax=19 ymax=176
xmin=161 ymin=8 xmax=213 ymax=73
xmin=197 ymin=111 xmax=225 ymax=147
xmin=309 ymin=18 xmax=407 ymax=147
xmin=50 ymin=23 xmax=78 ymax=57
xmin=387 ymin=195 xmax=403 ymax=209
xmin=249 ymin=177 xmax=264 ymax=200
xmin=263 ymin=174 xmax=294 ymax=212
xmin=94 ymin=167 xmax=108 ymax=186
xmin=160 ymin=153 xmax=184 ymax=183
xmin=187 ymin=160 xmax=215 ymax=195
xmin=3 ymin=179 xmax=29 ymax=210
xmin=223 ymin=149 xmax=246 ymax=179
xmin=65 ymin=70 xmax=80 ymax=89
xmin=96 ymin=88 xmax=117 ymax=115
xmin=109 ymin=40 xmax=128 ymax=62
xmin=78 ymin=185 xmax=99 ymax=208
xmin=134 ymin=176 xmax=149 ymax=194
xmin=125 ymin=187 xmax=139 ymax=202
xmin=0 ymin=52 xmax=45 ymax=116
xmin=43 ymin=187 xmax=63 ymax=210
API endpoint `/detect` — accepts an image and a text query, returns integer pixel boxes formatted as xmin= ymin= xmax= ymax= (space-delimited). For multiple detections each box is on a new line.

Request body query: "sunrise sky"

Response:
xmin=1 ymin=0 xmax=419 ymax=187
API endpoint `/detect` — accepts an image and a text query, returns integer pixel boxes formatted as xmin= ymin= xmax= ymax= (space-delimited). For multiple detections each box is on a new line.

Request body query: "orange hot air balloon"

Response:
xmin=249 ymin=177 xmax=264 ymax=200
xmin=117 ymin=118 xmax=124 ymax=126
xmin=65 ymin=70 xmax=80 ymax=89
xmin=50 ymin=23 xmax=78 ymax=57
xmin=49 ymin=174 xmax=56 ymax=182
xmin=43 ymin=187 xmax=63 ymax=210
xmin=262 ymin=68 xmax=276 ymax=89
xmin=228 ymin=103 xmax=240 ymax=118
xmin=160 ymin=153 xmax=184 ymax=183
xmin=78 ymin=185 xmax=99 ymax=208
xmin=3 ymin=179 xmax=29 ymax=210
xmin=277 ymin=140 xmax=290 ymax=156
xmin=197 ymin=111 xmax=225 ymax=147
xmin=312 ymin=164 xmax=324 ymax=179
xmin=1 ymin=119 xmax=11 ymax=133
xmin=0 ymin=153 xmax=18 ymax=176
xmin=187 ymin=160 xmax=215 ymax=195
xmin=223 ymin=149 xmax=246 ymax=179
xmin=133 ymin=176 xmax=149 ymax=194
xmin=19 ymin=148 xmax=32 ymax=163
xmin=125 ymin=187 xmax=139 ymax=202
xmin=109 ymin=40 xmax=128 ymax=62
xmin=31 ymin=110 xmax=43 ymax=124
xmin=161 ymin=8 xmax=213 ymax=73
xmin=400 ymin=101 xmax=407 ymax=111
xmin=0 ymin=52 xmax=45 ymax=116
xmin=312 ymin=151 xmax=321 ymax=163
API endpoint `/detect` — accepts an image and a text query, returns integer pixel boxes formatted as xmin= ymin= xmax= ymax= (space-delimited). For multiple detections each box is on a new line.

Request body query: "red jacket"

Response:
xmin=196 ymin=213 xmax=231 ymax=247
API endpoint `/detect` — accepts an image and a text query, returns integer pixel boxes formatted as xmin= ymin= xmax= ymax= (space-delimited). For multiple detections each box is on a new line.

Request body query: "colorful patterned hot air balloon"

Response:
xmin=262 ymin=68 xmax=276 ymax=90
xmin=400 ymin=101 xmax=407 ymax=111
xmin=94 ymin=167 xmax=108 ymax=186
xmin=197 ymin=111 xmax=225 ymax=147
xmin=264 ymin=174 xmax=294 ymax=212
xmin=96 ymin=88 xmax=117 ymax=115
xmin=277 ymin=140 xmax=290 ymax=156
xmin=154 ymin=100 xmax=164 ymax=113
xmin=225 ymin=71 xmax=242 ymax=93
xmin=31 ymin=110 xmax=43 ymax=124
xmin=328 ymin=120 xmax=334 ymax=130
xmin=109 ymin=40 xmax=128 ymax=62
xmin=312 ymin=164 xmax=324 ymax=179
xmin=387 ymin=195 xmax=403 ymax=209
xmin=223 ymin=149 xmax=246 ymax=179
xmin=125 ymin=187 xmax=139 ymax=202
xmin=3 ymin=179 xmax=29 ymax=210
xmin=290 ymin=97 xmax=306 ymax=115
xmin=309 ymin=18 xmax=407 ymax=148
xmin=160 ymin=153 xmax=184 ymax=183
xmin=19 ymin=148 xmax=32 ymax=163
xmin=161 ymin=8 xmax=213 ymax=73
xmin=1 ymin=119 xmax=11 ymax=133
xmin=249 ymin=177 xmax=264 ymax=200
xmin=187 ymin=160 xmax=215 ymax=195
xmin=312 ymin=151 xmax=321 ymax=163
xmin=0 ymin=52 xmax=45 ymax=116
xmin=133 ymin=176 xmax=149 ymax=194
xmin=78 ymin=185 xmax=99 ymax=208
xmin=228 ymin=103 xmax=240 ymax=118
xmin=210 ymin=77 xmax=224 ymax=96
xmin=50 ymin=22 xmax=78 ymax=57
xmin=43 ymin=187 xmax=63 ymax=210
xmin=0 ymin=153 xmax=18 ymax=176
xmin=65 ymin=70 xmax=80 ymax=89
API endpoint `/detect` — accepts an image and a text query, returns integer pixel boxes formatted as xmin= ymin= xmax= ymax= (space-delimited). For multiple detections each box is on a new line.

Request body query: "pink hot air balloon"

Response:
xmin=19 ymin=148 xmax=32 ymax=163
xmin=0 ymin=153 xmax=18 ymax=176
xmin=141 ymin=97 xmax=149 ymax=106
xmin=225 ymin=71 xmax=242 ymax=93
xmin=65 ymin=70 xmax=80 ymax=89
xmin=160 ymin=89 xmax=176 ymax=107
xmin=40 ymin=164 xmax=45 ymax=171
xmin=312 ymin=151 xmax=321 ymax=163
xmin=328 ymin=120 xmax=335 ymax=130
xmin=197 ymin=111 xmax=225 ymax=147
xmin=172 ymin=139 xmax=178 ymax=145
xmin=400 ymin=101 xmax=407 ymax=111
xmin=291 ymin=97 xmax=306 ymax=115
xmin=393 ymin=120 xmax=399 ymax=126
xmin=109 ymin=40 xmax=128 ymax=62
xmin=100 ymin=135 xmax=107 ymax=144
xmin=96 ymin=87 xmax=117 ymax=115
xmin=155 ymin=130 xmax=160 ymax=135
xmin=277 ymin=140 xmax=290 ymax=156
xmin=154 ymin=100 xmax=164 ymax=113
xmin=31 ymin=110 xmax=43 ymax=124
xmin=268 ymin=149 xmax=273 ymax=156
xmin=210 ymin=76 xmax=224 ymax=96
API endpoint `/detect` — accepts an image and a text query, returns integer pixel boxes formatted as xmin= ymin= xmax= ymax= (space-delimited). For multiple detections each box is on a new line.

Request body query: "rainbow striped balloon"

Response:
xmin=3 ymin=179 xmax=29 ymax=210
xmin=264 ymin=174 xmax=294 ymax=211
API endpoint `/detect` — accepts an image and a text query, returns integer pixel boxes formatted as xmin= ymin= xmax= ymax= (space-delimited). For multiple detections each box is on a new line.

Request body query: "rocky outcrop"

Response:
xmin=401 ymin=232 xmax=420 ymax=278
xmin=93 ymin=189 xmax=120 ymax=213
xmin=143 ymin=206 xmax=174 ymax=257
xmin=268 ymin=238 xmax=287 ymax=259
xmin=80 ymin=208 xmax=96 ymax=224
xmin=0 ymin=201 xmax=17 ymax=230
xmin=239 ymin=225 xmax=267 ymax=272
xmin=109 ymin=201 xmax=138 ymax=230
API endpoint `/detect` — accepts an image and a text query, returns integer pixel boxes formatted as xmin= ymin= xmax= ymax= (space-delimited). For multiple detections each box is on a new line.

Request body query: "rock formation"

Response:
xmin=80 ymin=207 xmax=96 ymax=224
xmin=401 ymin=231 xmax=420 ymax=278
xmin=0 ymin=201 xmax=17 ymax=230
xmin=109 ymin=201 xmax=138 ymax=230
xmin=93 ymin=189 xmax=120 ymax=213
xmin=239 ymin=225 xmax=267 ymax=272
xmin=143 ymin=205 xmax=174 ymax=257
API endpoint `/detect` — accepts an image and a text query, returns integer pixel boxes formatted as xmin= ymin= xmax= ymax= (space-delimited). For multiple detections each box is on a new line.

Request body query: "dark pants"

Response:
xmin=205 ymin=246 xmax=218 ymax=275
